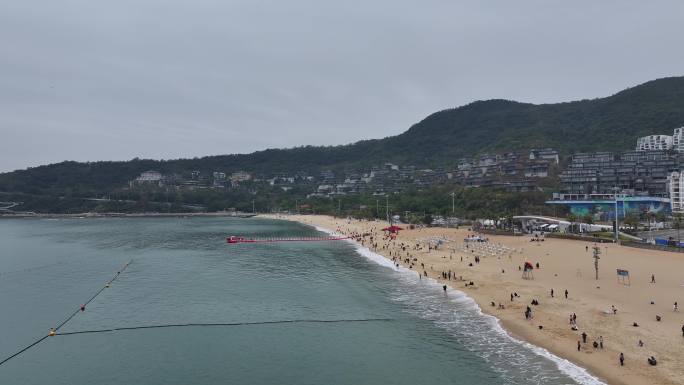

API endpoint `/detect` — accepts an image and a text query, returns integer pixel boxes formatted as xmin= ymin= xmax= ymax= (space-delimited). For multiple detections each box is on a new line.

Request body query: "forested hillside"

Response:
xmin=1 ymin=76 xmax=683 ymax=207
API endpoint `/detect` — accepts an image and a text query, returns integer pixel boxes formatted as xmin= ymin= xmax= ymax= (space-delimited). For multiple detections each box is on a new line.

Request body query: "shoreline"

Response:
xmin=317 ymin=223 xmax=606 ymax=385
xmin=310 ymin=220 xmax=605 ymax=385
xmin=265 ymin=214 xmax=684 ymax=385
xmin=0 ymin=212 xmax=254 ymax=219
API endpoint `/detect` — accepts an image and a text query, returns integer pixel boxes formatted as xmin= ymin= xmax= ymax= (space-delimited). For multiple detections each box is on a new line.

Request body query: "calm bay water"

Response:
xmin=0 ymin=217 xmax=600 ymax=385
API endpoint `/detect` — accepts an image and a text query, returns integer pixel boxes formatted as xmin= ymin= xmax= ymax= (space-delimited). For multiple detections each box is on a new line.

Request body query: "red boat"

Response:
xmin=227 ymin=236 xmax=248 ymax=244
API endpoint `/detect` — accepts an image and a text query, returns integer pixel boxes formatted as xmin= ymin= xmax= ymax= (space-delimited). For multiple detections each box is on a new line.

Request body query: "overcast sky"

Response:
xmin=1 ymin=1 xmax=683 ymax=172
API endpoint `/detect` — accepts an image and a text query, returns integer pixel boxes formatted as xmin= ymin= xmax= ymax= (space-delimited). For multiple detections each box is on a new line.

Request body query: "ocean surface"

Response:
xmin=0 ymin=217 xmax=602 ymax=385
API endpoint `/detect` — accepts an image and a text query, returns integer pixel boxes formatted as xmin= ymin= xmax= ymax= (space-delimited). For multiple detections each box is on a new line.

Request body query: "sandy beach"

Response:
xmin=266 ymin=214 xmax=684 ymax=385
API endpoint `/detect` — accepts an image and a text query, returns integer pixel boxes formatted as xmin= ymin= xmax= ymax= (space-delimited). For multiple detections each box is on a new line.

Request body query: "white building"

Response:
xmin=529 ymin=148 xmax=559 ymax=164
xmin=672 ymin=127 xmax=684 ymax=152
xmin=130 ymin=170 xmax=164 ymax=188
xmin=212 ymin=172 xmax=227 ymax=188
xmin=229 ymin=171 xmax=252 ymax=185
xmin=669 ymin=171 xmax=684 ymax=213
xmin=636 ymin=134 xmax=673 ymax=151
xmin=136 ymin=170 xmax=162 ymax=181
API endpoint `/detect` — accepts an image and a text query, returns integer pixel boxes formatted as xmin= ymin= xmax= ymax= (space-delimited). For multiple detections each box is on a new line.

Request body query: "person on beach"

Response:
xmin=651 ymin=274 xmax=656 ymax=283
xmin=599 ymin=335 xmax=604 ymax=349
xmin=582 ymin=332 xmax=587 ymax=343
xmin=577 ymin=340 xmax=581 ymax=351
xmin=565 ymin=289 xmax=568 ymax=299
xmin=619 ymin=352 xmax=625 ymax=366
xmin=674 ymin=302 xmax=679 ymax=312
xmin=551 ymin=289 xmax=554 ymax=298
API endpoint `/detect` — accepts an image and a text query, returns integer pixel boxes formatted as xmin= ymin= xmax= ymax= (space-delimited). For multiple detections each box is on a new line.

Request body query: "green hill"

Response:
xmin=2 ymin=76 xmax=684 ymax=199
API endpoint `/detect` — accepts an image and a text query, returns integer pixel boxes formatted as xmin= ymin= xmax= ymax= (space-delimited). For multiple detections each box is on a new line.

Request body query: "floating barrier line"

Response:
xmin=0 ymin=259 xmax=133 ymax=368
xmin=55 ymin=318 xmax=394 ymax=336
xmin=55 ymin=260 xmax=133 ymax=332
xmin=227 ymin=235 xmax=351 ymax=244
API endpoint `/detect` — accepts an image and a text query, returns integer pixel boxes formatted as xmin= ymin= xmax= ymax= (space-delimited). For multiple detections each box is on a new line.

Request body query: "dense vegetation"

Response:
xmin=1 ymin=185 xmax=561 ymax=221
xmin=1 ymin=76 xmax=682 ymax=215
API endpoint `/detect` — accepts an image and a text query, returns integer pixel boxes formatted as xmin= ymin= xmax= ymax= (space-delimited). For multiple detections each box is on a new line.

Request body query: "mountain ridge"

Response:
xmin=2 ymin=76 xmax=684 ymax=197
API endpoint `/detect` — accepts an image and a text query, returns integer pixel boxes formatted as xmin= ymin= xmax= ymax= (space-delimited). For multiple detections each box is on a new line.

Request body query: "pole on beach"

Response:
xmin=386 ymin=195 xmax=390 ymax=224
xmin=613 ymin=187 xmax=619 ymax=244
xmin=592 ymin=245 xmax=601 ymax=280
xmin=676 ymin=213 xmax=681 ymax=246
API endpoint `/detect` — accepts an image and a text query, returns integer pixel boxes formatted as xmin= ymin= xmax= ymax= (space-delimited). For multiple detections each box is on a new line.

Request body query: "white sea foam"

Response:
xmin=312 ymin=224 xmax=606 ymax=385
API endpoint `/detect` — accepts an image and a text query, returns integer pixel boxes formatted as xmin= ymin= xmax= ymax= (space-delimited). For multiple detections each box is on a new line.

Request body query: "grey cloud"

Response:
xmin=1 ymin=0 xmax=683 ymax=171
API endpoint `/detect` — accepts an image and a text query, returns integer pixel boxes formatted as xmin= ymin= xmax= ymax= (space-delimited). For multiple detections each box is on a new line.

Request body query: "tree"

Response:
xmin=675 ymin=213 xmax=683 ymax=244
xmin=567 ymin=213 xmax=577 ymax=233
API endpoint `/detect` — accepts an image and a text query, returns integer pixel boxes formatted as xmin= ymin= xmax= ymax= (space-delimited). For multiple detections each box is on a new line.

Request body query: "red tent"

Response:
xmin=382 ymin=225 xmax=404 ymax=233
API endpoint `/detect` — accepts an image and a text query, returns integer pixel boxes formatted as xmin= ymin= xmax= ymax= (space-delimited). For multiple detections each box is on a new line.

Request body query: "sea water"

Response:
xmin=0 ymin=217 xmax=603 ymax=385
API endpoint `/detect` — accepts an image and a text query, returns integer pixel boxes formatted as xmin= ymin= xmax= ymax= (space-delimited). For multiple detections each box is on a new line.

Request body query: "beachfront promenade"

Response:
xmin=272 ymin=214 xmax=684 ymax=385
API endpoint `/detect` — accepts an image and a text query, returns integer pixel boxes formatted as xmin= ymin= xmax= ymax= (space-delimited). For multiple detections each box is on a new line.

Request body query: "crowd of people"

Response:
xmin=329 ymin=218 xmax=683 ymax=375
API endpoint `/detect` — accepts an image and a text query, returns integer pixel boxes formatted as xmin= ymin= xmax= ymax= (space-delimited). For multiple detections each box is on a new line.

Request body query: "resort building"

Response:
xmin=213 ymin=172 xmax=227 ymax=188
xmin=524 ymin=162 xmax=551 ymax=178
xmin=129 ymin=170 xmax=164 ymax=188
xmin=529 ymin=148 xmax=559 ymax=164
xmin=549 ymin=146 xmax=684 ymax=220
xmin=558 ymin=150 xmax=678 ymax=198
xmin=636 ymin=134 xmax=673 ymax=151
xmin=230 ymin=171 xmax=252 ymax=183
xmin=669 ymin=171 xmax=684 ymax=213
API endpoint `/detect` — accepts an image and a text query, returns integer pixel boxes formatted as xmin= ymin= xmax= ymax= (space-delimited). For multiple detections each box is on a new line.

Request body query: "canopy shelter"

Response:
xmin=382 ymin=225 xmax=404 ymax=234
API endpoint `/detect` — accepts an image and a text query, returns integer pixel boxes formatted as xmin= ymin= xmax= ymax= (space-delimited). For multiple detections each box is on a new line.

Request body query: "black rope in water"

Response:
xmin=55 ymin=260 xmax=132 ymax=332
xmin=55 ymin=318 xmax=395 ymax=336
xmin=0 ymin=259 xmax=133 ymax=368
xmin=0 ymin=336 xmax=49 ymax=367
